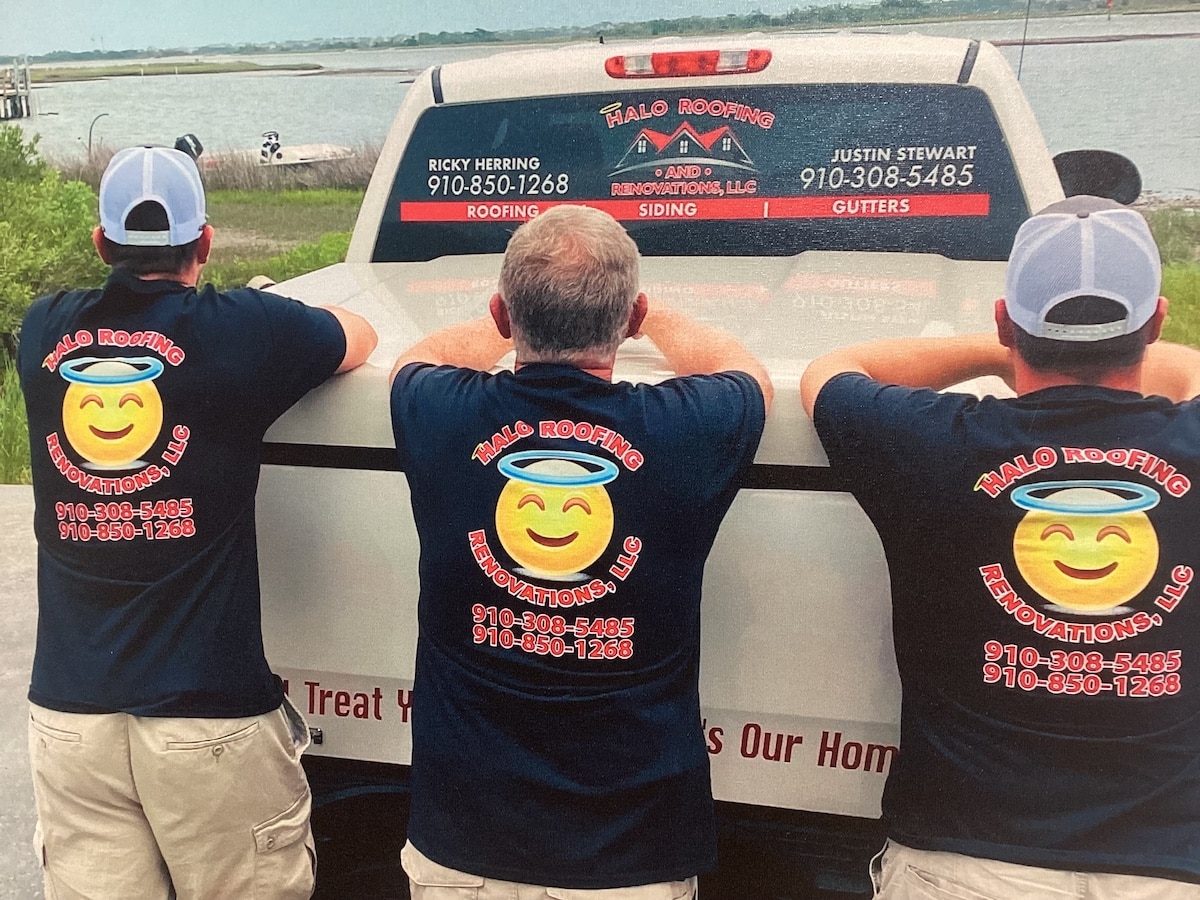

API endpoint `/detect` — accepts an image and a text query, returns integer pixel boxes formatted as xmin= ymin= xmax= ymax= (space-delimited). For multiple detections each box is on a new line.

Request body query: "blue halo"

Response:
xmin=497 ymin=450 xmax=619 ymax=487
xmin=60 ymin=356 xmax=164 ymax=385
xmin=1011 ymin=480 xmax=1160 ymax=515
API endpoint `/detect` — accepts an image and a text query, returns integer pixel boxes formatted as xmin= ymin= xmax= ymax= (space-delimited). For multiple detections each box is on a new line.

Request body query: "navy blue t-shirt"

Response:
xmin=17 ymin=268 xmax=345 ymax=717
xmin=815 ymin=373 xmax=1200 ymax=883
xmin=391 ymin=361 xmax=765 ymax=888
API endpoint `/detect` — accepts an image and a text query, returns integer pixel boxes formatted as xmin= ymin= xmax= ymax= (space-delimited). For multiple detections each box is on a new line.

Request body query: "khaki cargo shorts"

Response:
xmin=29 ymin=695 xmax=315 ymax=900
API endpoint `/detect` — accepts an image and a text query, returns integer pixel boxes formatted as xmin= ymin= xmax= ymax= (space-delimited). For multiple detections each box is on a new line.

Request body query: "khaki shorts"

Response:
xmin=872 ymin=840 xmax=1200 ymax=900
xmin=402 ymin=841 xmax=697 ymax=900
xmin=29 ymin=697 xmax=315 ymax=900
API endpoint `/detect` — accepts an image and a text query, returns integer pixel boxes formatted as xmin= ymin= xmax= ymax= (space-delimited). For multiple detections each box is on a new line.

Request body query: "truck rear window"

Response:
xmin=373 ymin=84 xmax=1029 ymax=262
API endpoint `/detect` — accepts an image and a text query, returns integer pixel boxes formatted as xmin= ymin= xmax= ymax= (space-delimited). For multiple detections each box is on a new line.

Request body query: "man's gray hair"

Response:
xmin=499 ymin=206 xmax=640 ymax=359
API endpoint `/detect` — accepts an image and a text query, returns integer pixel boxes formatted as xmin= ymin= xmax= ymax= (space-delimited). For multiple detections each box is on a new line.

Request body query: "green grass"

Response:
xmin=1162 ymin=263 xmax=1200 ymax=347
xmin=207 ymin=189 xmax=364 ymax=246
xmin=205 ymin=230 xmax=353 ymax=292
xmin=1145 ymin=209 xmax=1200 ymax=344
xmin=1146 ymin=208 xmax=1200 ymax=266
xmin=203 ymin=189 xmax=362 ymax=290
xmin=0 ymin=358 xmax=30 ymax=485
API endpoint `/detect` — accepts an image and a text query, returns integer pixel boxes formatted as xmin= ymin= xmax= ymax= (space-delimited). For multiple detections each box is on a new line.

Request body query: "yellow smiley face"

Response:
xmin=495 ymin=460 xmax=614 ymax=579
xmin=62 ymin=361 xmax=164 ymax=468
xmin=1013 ymin=488 xmax=1159 ymax=612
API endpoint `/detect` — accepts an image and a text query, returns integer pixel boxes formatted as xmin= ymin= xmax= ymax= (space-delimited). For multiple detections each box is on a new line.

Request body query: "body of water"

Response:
xmin=15 ymin=12 xmax=1200 ymax=194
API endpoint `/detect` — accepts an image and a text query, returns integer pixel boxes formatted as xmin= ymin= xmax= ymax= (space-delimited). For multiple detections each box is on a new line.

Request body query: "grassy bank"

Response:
xmin=1163 ymin=263 xmax=1200 ymax=345
xmin=51 ymin=144 xmax=381 ymax=193
xmin=1145 ymin=206 xmax=1200 ymax=346
xmin=204 ymin=189 xmax=362 ymax=289
xmin=206 ymin=230 xmax=353 ymax=291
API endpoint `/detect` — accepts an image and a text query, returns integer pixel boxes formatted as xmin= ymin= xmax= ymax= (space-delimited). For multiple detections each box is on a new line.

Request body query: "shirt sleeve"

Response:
xmin=16 ymin=294 xmax=52 ymax=384
xmin=390 ymin=362 xmax=485 ymax=474
xmin=647 ymin=369 xmax=767 ymax=503
xmin=389 ymin=361 xmax=435 ymax=473
xmin=812 ymin=371 xmax=976 ymax=502
xmin=250 ymin=290 xmax=347 ymax=423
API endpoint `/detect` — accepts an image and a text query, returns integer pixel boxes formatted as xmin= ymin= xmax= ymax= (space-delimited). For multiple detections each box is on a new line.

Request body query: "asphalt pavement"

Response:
xmin=0 ymin=485 xmax=42 ymax=899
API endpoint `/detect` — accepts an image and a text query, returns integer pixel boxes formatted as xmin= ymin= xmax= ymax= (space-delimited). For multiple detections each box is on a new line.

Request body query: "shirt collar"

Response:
xmin=104 ymin=267 xmax=192 ymax=297
xmin=512 ymin=362 xmax=609 ymax=383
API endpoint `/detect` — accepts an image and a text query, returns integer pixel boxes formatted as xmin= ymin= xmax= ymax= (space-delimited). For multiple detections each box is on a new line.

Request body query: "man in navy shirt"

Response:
xmin=18 ymin=146 xmax=376 ymax=900
xmin=390 ymin=205 xmax=771 ymax=898
xmin=801 ymin=195 xmax=1200 ymax=898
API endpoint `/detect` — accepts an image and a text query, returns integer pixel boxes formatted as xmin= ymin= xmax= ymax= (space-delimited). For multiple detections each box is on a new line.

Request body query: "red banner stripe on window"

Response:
xmin=398 ymin=194 xmax=991 ymax=223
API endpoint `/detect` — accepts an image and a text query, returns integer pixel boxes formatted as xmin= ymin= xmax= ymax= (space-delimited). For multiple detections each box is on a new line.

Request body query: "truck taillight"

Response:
xmin=605 ymin=49 xmax=772 ymax=78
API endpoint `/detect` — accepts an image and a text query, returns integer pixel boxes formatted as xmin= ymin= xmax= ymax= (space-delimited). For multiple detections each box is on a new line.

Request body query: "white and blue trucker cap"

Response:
xmin=99 ymin=146 xmax=206 ymax=247
xmin=1005 ymin=195 xmax=1161 ymax=342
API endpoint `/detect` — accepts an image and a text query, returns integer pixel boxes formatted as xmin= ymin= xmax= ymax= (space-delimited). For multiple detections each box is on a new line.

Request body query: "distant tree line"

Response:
xmin=22 ymin=0 xmax=1136 ymax=62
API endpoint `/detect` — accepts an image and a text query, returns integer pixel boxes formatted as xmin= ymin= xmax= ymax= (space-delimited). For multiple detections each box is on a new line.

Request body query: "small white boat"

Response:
xmin=197 ymin=131 xmax=355 ymax=169
xmin=256 ymin=131 xmax=355 ymax=166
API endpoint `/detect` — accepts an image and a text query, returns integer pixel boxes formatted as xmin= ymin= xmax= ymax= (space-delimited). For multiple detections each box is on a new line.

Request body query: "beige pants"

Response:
xmin=29 ymin=698 xmax=315 ymax=900
xmin=872 ymin=840 xmax=1200 ymax=900
xmin=402 ymin=841 xmax=697 ymax=900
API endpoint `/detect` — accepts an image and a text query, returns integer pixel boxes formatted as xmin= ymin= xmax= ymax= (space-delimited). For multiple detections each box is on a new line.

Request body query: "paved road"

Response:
xmin=0 ymin=486 xmax=41 ymax=899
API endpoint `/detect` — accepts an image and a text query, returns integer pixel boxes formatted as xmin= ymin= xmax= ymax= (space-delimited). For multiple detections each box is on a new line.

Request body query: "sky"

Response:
xmin=2 ymin=0 xmax=807 ymax=57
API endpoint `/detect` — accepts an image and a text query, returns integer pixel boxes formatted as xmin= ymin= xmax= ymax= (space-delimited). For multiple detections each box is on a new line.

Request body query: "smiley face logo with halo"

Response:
xmin=495 ymin=450 xmax=618 ymax=581
xmin=59 ymin=357 xmax=164 ymax=470
xmin=1011 ymin=480 xmax=1160 ymax=614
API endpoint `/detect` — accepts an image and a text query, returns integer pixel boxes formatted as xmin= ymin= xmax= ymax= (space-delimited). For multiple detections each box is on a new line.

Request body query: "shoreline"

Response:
xmin=21 ymin=9 xmax=1200 ymax=84
xmin=31 ymin=61 xmax=321 ymax=84
xmin=989 ymin=29 xmax=1200 ymax=45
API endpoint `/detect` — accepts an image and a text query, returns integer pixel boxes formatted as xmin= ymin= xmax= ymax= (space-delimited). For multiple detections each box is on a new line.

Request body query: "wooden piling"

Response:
xmin=1 ymin=59 xmax=34 ymax=120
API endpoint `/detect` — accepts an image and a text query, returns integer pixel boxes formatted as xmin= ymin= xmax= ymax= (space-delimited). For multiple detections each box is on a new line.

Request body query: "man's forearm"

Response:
xmin=637 ymin=304 xmax=774 ymax=410
xmin=801 ymin=333 xmax=1012 ymax=416
xmin=637 ymin=306 xmax=745 ymax=375
xmin=390 ymin=316 xmax=513 ymax=383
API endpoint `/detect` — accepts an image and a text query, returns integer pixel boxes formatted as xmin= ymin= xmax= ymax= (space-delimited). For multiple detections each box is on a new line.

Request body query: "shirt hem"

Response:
xmin=28 ymin=690 xmax=284 ymax=719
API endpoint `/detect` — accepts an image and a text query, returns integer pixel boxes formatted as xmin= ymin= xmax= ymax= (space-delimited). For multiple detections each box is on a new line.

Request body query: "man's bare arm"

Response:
xmin=636 ymin=304 xmax=774 ymax=412
xmin=1140 ymin=342 xmax=1200 ymax=402
xmin=800 ymin=334 xmax=1013 ymax=418
xmin=390 ymin=316 xmax=513 ymax=385
xmin=324 ymin=306 xmax=378 ymax=373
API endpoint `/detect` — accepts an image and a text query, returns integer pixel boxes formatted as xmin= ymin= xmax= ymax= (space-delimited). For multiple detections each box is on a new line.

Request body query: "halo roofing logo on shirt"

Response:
xmin=41 ymin=329 xmax=192 ymax=496
xmin=1010 ymin=480 xmax=1161 ymax=615
xmin=59 ymin=356 xmax=165 ymax=470
xmin=495 ymin=450 xmax=618 ymax=582
xmin=468 ymin=418 xmax=645 ymax=599
xmin=976 ymin=449 xmax=1196 ymax=649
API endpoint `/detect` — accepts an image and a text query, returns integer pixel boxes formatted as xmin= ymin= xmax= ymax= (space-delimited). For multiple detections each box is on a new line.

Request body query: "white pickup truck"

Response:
xmin=253 ymin=32 xmax=1138 ymax=896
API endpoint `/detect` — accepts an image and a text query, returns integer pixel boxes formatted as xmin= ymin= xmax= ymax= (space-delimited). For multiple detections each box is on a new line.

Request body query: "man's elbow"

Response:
xmin=715 ymin=354 xmax=773 ymax=415
xmin=332 ymin=310 xmax=378 ymax=373
xmin=800 ymin=355 xmax=860 ymax=419
xmin=752 ymin=367 xmax=775 ymax=415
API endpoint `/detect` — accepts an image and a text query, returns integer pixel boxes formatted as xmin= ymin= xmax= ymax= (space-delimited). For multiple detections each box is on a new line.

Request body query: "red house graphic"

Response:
xmin=612 ymin=121 xmax=756 ymax=175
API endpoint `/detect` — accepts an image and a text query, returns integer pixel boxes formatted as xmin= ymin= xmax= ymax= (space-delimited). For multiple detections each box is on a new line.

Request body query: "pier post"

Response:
xmin=1 ymin=58 xmax=34 ymax=120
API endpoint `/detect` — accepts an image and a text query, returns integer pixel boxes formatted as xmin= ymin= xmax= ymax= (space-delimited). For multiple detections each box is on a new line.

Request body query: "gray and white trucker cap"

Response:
xmin=1005 ymin=195 xmax=1161 ymax=342
xmin=99 ymin=146 xmax=206 ymax=247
